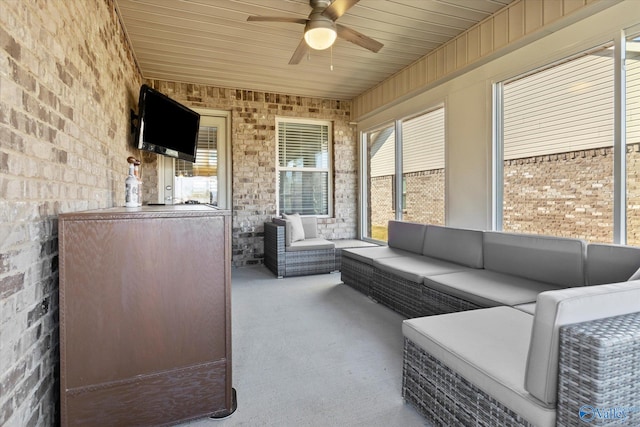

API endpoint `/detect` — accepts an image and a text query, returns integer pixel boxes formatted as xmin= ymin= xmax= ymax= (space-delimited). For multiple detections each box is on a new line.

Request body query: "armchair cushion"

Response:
xmin=300 ymin=216 xmax=318 ymax=239
xmin=282 ymin=213 xmax=305 ymax=243
xmin=286 ymin=238 xmax=335 ymax=252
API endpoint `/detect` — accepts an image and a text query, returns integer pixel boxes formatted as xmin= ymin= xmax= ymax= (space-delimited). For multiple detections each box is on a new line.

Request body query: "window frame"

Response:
xmin=275 ymin=116 xmax=333 ymax=217
xmin=493 ymin=33 xmax=633 ymax=243
xmin=360 ymin=105 xmax=446 ymax=241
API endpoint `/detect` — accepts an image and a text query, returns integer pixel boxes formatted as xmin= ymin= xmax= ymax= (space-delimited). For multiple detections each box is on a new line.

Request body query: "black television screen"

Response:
xmin=135 ymin=84 xmax=200 ymax=163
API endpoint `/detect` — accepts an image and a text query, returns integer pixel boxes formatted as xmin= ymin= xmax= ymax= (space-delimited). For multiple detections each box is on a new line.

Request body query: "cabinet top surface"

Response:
xmin=59 ymin=204 xmax=230 ymax=221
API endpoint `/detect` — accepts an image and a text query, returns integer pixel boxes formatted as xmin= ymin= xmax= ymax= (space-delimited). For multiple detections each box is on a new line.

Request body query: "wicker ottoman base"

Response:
xmin=402 ymin=338 xmax=534 ymax=427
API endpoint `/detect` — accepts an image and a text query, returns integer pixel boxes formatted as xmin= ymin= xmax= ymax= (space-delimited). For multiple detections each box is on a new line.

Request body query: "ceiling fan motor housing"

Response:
xmin=304 ymin=1 xmax=337 ymax=50
xmin=310 ymin=0 xmax=332 ymax=9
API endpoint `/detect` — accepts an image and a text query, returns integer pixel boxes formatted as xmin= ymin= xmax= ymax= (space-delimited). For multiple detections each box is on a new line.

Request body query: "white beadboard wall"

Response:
xmin=352 ymin=0 xmax=617 ymax=120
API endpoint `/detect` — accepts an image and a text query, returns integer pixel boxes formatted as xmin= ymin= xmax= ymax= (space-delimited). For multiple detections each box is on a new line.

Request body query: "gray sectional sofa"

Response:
xmin=341 ymin=220 xmax=640 ymax=426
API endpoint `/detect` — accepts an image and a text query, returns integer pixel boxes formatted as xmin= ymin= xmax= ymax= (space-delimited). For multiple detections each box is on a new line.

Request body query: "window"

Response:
xmin=626 ymin=32 xmax=640 ymax=245
xmin=364 ymin=107 xmax=445 ymax=242
xmin=277 ymin=118 xmax=332 ymax=216
xmin=367 ymin=123 xmax=395 ymax=241
xmin=402 ymin=109 xmax=445 ymax=225
xmin=496 ymin=29 xmax=640 ymax=244
xmin=390 ymin=176 xmax=407 ymax=212
xmin=496 ymin=44 xmax=615 ymax=242
xmin=174 ymin=114 xmax=228 ymax=206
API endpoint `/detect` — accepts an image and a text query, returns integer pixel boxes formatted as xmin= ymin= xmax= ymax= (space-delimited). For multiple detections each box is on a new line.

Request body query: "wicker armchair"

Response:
xmin=264 ymin=217 xmax=335 ymax=277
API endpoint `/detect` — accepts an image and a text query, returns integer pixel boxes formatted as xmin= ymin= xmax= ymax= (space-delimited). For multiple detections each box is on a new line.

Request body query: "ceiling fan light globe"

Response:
xmin=304 ymin=20 xmax=337 ymax=50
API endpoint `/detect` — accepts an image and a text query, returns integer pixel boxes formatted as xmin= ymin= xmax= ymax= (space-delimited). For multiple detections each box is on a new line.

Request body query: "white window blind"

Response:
xmin=277 ymin=120 xmax=332 ymax=216
xmin=174 ymin=125 xmax=218 ymax=204
xmin=403 ymin=108 xmax=445 ymax=172
xmin=503 ymin=45 xmax=614 ymax=159
xmin=176 ymin=126 xmax=217 ymax=176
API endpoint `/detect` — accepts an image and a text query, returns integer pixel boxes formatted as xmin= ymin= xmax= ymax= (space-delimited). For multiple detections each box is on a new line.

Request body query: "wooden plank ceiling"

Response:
xmin=115 ymin=0 xmax=514 ymax=100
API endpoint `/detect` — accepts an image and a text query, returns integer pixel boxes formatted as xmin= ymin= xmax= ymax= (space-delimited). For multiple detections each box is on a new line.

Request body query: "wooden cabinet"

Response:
xmin=59 ymin=205 xmax=233 ymax=426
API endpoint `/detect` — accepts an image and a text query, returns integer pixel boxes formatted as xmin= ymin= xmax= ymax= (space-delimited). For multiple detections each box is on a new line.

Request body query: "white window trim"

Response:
xmin=359 ymin=105 xmax=446 ymax=241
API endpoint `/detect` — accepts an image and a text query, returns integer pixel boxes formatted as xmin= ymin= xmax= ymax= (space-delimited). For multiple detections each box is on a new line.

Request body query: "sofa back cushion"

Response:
xmin=387 ymin=220 xmax=427 ymax=254
xmin=483 ymin=232 xmax=586 ymax=287
xmin=422 ymin=225 xmax=484 ymax=268
xmin=524 ymin=281 xmax=640 ymax=405
xmin=586 ymin=243 xmax=640 ymax=285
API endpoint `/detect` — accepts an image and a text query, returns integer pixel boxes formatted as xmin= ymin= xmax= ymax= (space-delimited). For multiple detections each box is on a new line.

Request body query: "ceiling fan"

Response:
xmin=247 ymin=0 xmax=383 ymax=65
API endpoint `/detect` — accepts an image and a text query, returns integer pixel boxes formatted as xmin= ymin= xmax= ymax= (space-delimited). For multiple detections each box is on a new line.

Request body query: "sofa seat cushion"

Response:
xmin=525 ymin=280 xmax=640 ymax=406
xmin=374 ymin=255 xmax=471 ymax=284
xmin=341 ymin=246 xmax=411 ymax=265
xmin=513 ymin=303 xmax=536 ymax=315
xmin=403 ymin=307 xmax=555 ymax=427
xmin=282 ymin=213 xmax=305 ymax=242
xmin=424 ymin=270 xmax=564 ymax=307
xmin=285 ymin=238 xmax=335 ymax=252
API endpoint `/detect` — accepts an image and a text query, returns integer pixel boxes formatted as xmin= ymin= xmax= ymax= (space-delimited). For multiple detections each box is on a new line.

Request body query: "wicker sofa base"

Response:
xmin=341 ymin=256 xmax=374 ymax=296
xmin=557 ymin=312 xmax=640 ymax=426
xmin=422 ymin=285 xmax=483 ymax=316
xmin=372 ymin=267 xmax=423 ymax=318
xmin=402 ymin=338 xmax=535 ymax=427
xmin=342 ymin=257 xmax=484 ymax=318
xmin=404 ymin=312 xmax=640 ymax=427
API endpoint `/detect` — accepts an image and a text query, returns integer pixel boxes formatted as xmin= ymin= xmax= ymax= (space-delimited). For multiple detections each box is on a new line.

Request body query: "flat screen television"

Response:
xmin=135 ymin=84 xmax=200 ymax=163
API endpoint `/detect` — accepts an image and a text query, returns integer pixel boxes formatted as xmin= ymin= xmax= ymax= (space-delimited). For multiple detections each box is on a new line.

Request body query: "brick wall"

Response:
xmin=370 ymin=175 xmax=394 ymax=229
xmin=145 ymin=80 xmax=358 ymax=267
xmin=0 ymin=0 xmax=142 ymax=425
xmin=368 ymin=144 xmax=640 ymax=246
xmin=503 ymin=145 xmax=640 ymax=245
xmin=404 ymin=169 xmax=445 ymax=225
xmin=627 ymin=145 xmax=640 ymax=245
xmin=369 ymin=170 xmax=445 ymax=235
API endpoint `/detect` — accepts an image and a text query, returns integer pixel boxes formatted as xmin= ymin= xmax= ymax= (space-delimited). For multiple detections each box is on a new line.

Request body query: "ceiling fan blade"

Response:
xmin=336 ymin=23 xmax=383 ymax=53
xmin=247 ymin=16 xmax=308 ymax=24
xmin=289 ymin=37 xmax=309 ymax=65
xmin=322 ymin=0 xmax=360 ymax=21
